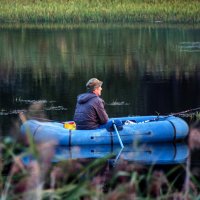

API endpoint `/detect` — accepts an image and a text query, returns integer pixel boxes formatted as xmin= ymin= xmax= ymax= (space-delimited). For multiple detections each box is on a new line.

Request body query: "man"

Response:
xmin=74 ymin=78 xmax=109 ymax=130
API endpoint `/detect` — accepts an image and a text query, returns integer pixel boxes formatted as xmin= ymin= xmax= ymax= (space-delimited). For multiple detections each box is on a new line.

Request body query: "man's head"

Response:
xmin=86 ymin=78 xmax=103 ymax=96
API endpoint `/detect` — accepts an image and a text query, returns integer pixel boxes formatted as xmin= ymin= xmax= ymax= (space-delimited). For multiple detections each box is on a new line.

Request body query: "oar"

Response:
xmin=112 ymin=120 xmax=124 ymax=148
xmin=113 ymin=146 xmax=124 ymax=166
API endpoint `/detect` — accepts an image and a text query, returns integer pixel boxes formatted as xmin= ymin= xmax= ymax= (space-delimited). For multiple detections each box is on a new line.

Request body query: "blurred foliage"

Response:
xmin=1 ymin=131 xmax=200 ymax=199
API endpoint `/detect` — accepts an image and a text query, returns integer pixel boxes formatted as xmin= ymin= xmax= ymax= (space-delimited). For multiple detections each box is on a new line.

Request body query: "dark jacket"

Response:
xmin=73 ymin=92 xmax=108 ymax=130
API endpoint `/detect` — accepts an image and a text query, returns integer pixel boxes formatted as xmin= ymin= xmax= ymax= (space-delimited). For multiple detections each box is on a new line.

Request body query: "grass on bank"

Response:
xmin=0 ymin=0 xmax=200 ymax=24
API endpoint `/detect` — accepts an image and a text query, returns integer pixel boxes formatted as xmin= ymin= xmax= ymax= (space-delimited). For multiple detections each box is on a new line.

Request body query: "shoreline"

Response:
xmin=0 ymin=22 xmax=200 ymax=30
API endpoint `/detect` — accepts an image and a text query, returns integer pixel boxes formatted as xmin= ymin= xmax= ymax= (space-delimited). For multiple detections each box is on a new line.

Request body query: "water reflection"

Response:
xmin=53 ymin=143 xmax=189 ymax=165
xmin=0 ymin=25 xmax=199 ymax=81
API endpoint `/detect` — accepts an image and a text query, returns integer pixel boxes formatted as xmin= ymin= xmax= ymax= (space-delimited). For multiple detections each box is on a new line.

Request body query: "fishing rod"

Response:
xmin=132 ymin=106 xmax=200 ymax=124
xmin=18 ymin=106 xmax=200 ymax=126
xmin=169 ymin=106 xmax=200 ymax=116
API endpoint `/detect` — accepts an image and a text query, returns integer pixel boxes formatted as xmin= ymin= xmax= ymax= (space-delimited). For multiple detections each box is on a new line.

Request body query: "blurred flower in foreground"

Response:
xmin=189 ymin=120 xmax=200 ymax=150
xmin=7 ymin=141 xmax=56 ymax=199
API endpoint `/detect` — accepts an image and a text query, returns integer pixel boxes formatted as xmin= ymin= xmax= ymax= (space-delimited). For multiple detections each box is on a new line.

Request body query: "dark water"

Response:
xmin=0 ymin=24 xmax=200 ymax=133
xmin=0 ymin=24 xmax=200 ymax=193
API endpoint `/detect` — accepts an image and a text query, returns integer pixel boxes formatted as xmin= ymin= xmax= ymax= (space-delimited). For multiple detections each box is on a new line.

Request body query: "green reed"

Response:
xmin=0 ymin=0 xmax=199 ymax=23
xmin=196 ymin=112 xmax=200 ymax=120
xmin=182 ymin=112 xmax=200 ymax=121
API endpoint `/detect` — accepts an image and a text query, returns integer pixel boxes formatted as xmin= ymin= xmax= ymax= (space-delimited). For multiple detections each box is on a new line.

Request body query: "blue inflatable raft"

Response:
xmin=20 ymin=115 xmax=189 ymax=145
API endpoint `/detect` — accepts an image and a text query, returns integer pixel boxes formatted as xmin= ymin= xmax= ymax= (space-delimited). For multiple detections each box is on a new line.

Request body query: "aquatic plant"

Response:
xmin=180 ymin=112 xmax=200 ymax=122
xmin=195 ymin=112 xmax=200 ymax=120
xmin=107 ymin=100 xmax=130 ymax=106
